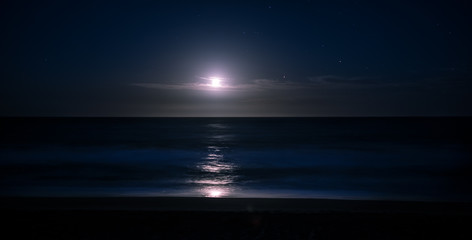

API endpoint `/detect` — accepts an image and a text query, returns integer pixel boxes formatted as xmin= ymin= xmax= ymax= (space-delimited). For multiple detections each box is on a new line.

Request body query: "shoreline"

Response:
xmin=3 ymin=197 xmax=472 ymax=239
xmin=2 ymin=196 xmax=471 ymax=215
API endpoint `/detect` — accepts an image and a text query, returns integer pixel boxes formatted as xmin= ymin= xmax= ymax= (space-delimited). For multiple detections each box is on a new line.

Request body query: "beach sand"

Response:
xmin=2 ymin=197 xmax=471 ymax=239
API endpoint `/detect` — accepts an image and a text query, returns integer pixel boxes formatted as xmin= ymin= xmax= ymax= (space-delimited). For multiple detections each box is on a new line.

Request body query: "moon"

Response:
xmin=209 ymin=77 xmax=221 ymax=88
xmin=208 ymin=189 xmax=223 ymax=197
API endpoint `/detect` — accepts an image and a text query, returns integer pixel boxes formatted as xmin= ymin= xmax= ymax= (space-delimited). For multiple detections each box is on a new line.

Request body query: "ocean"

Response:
xmin=1 ymin=117 xmax=471 ymax=201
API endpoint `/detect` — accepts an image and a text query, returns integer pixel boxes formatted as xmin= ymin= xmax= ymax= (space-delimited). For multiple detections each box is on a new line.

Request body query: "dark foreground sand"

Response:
xmin=2 ymin=197 xmax=472 ymax=239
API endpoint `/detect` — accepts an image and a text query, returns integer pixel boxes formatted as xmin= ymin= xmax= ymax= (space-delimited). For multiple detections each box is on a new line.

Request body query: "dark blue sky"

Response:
xmin=1 ymin=0 xmax=471 ymax=116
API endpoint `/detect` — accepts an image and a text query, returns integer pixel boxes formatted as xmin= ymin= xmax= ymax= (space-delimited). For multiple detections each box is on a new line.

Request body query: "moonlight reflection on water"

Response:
xmin=194 ymin=146 xmax=236 ymax=198
xmin=189 ymin=123 xmax=237 ymax=198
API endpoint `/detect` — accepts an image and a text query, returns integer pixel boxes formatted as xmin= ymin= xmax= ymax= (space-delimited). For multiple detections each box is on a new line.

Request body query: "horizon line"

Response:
xmin=1 ymin=115 xmax=471 ymax=118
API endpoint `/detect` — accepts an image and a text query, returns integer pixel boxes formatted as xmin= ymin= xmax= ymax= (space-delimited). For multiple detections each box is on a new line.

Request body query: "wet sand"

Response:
xmin=2 ymin=197 xmax=472 ymax=239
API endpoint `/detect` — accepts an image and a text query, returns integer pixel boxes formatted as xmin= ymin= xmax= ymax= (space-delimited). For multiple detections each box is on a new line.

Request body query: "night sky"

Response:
xmin=1 ymin=0 xmax=471 ymax=117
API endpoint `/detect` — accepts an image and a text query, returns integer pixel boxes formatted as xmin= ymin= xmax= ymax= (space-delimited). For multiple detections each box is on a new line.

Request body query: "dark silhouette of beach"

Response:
xmin=2 ymin=197 xmax=471 ymax=239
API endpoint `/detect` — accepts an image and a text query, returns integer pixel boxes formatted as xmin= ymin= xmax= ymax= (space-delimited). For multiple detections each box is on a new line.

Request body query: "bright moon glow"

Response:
xmin=208 ymin=189 xmax=223 ymax=197
xmin=201 ymin=186 xmax=228 ymax=198
xmin=210 ymin=77 xmax=221 ymax=88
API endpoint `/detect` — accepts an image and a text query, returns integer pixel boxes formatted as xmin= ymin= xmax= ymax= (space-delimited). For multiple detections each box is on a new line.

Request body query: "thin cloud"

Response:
xmin=131 ymin=75 xmax=381 ymax=92
xmin=131 ymin=78 xmax=307 ymax=91
xmin=308 ymin=75 xmax=385 ymax=86
xmin=130 ymin=83 xmax=202 ymax=90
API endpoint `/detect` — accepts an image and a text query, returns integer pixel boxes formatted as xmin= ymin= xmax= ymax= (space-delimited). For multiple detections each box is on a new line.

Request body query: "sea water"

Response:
xmin=1 ymin=117 xmax=471 ymax=201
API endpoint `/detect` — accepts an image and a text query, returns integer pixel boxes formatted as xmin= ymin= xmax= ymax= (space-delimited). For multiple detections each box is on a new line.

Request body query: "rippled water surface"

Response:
xmin=1 ymin=117 xmax=471 ymax=201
